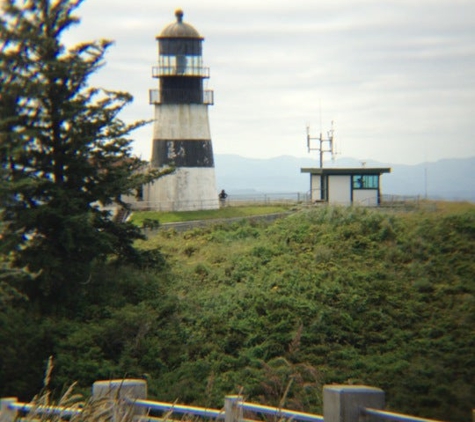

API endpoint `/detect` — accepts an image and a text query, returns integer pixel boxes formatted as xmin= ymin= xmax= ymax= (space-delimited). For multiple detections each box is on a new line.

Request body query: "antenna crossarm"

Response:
xmin=305 ymin=121 xmax=336 ymax=168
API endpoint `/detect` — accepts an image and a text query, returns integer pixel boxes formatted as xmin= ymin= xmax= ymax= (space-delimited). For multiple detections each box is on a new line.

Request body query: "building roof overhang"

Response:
xmin=300 ymin=167 xmax=391 ymax=175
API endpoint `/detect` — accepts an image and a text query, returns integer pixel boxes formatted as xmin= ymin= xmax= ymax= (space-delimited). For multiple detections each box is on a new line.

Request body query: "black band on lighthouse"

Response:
xmin=152 ymin=139 xmax=215 ymax=168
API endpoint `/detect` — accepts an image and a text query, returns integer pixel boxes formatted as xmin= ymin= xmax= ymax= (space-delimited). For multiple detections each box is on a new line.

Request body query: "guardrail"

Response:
xmin=130 ymin=396 xmax=324 ymax=422
xmin=0 ymin=399 xmax=82 ymax=419
xmin=237 ymin=399 xmax=324 ymax=422
xmin=128 ymin=192 xmax=310 ymax=211
xmin=227 ymin=192 xmax=310 ymax=205
xmin=0 ymin=381 xmax=450 ymax=422
xmin=132 ymin=397 xmax=224 ymax=419
xmin=361 ymin=407 xmax=445 ymax=422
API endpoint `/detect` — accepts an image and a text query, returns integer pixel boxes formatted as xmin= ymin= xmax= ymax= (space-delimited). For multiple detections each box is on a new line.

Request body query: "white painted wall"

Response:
xmin=328 ymin=175 xmax=351 ymax=205
xmin=153 ymin=104 xmax=211 ymax=140
xmin=310 ymin=174 xmax=322 ymax=201
xmin=144 ymin=167 xmax=219 ymax=211
xmin=353 ymin=190 xmax=378 ymax=206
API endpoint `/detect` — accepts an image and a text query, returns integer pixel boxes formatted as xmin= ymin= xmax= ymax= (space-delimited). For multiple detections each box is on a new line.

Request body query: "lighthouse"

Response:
xmin=145 ymin=9 xmax=219 ymax=211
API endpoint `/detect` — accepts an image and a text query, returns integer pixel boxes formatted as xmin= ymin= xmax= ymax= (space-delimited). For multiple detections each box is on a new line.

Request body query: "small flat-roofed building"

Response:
xmin=301 ymin=167 xmax=391 ymax=206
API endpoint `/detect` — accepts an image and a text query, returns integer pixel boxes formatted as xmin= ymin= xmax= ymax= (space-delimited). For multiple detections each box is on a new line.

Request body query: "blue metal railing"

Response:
xmin=240 ymin=402 xmax=324 ymax=422
xmin=3 ymin=397 xmax=324 ymax=422
xmin=133 ymin=398 xmax=324 ymax=422
xmin=132 ymin=397 xmax=324 ymax=422
xmin=362 ymin=407 xmax=446 ymax=422
xmin=1 ymin=390 xmax=449 ymax=422
xmin=132 ymin=398 xmax=223 ymax=419
xmin=7 ymin=401 xmax=82 ymax=417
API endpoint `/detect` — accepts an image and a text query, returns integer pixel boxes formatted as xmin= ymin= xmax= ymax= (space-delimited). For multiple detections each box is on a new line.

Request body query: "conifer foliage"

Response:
xmin=0 ymin=0 xmax=159 ymax=307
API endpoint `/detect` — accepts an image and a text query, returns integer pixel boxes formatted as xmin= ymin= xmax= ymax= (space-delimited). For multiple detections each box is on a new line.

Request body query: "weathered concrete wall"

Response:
xmin=144 ymin=167 xmax=219 ymax=211
xmin=152 ymin=104 xmax=210 ymax=141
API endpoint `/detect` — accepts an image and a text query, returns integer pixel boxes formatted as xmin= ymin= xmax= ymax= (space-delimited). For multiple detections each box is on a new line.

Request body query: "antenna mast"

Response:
xmin=306 ymin=120 xmax=335 ymax=168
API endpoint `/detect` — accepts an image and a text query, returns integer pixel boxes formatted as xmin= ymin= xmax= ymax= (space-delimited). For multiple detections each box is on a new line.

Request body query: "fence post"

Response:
xmin=224 ymin=395 xmax=243 ymax=422
xmin=92 ymin=379 xmax=148 ymax=419
xmin=0 ymin=398 xmax=18 ymax=422
xmin=323 ymin=385 xmax=385 ymax=422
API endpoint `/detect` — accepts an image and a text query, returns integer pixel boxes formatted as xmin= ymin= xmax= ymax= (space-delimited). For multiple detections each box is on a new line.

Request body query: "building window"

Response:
xmin=352 ymin=175 xmax=379 ymax=189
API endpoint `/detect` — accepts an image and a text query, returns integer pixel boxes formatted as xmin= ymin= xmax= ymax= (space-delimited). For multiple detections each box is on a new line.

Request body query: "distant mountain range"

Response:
xmin=214 ymin=154 xmax=475 ymax=202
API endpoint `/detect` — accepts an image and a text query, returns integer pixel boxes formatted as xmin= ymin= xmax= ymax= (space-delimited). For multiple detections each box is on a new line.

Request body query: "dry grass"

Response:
xmin=19 ymin=358 xmax=205 ymax=422
xmin=22 ymin=389 xmax=142 ymax=422
xmin=19 ymin=358 xmax=142 ymax=422
xmin=432 ymin=200 xmax=475 ymax=214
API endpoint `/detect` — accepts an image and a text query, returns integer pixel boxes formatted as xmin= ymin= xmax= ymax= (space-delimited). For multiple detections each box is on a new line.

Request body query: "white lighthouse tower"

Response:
xmin=145 ymin=9 xmax=218 ymax=211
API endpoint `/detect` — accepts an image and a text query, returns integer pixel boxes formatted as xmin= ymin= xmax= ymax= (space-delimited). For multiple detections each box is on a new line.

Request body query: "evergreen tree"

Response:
xmin=0 ymin=0 xmax=165 ymax=310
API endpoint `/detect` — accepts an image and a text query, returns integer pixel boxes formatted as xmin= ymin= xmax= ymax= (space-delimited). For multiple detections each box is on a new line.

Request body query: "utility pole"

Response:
xmin=306 ymin=121 xmax=335 ymax=168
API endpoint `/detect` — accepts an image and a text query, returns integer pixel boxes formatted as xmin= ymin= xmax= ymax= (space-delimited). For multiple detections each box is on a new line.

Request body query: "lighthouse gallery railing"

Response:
xmin=152 ymin=65 xmax=210 ymax=78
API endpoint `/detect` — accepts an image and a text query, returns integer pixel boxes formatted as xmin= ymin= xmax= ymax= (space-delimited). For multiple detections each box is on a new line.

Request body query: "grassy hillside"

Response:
xmin=1 ymin=203 xmax=473 ymax=422
xmin=134 ymin=204 xmax=474 ymax=421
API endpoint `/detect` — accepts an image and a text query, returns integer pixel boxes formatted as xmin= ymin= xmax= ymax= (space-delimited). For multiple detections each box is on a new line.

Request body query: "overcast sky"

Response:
xmin=63 ymin=0 xmax=475 ymax=165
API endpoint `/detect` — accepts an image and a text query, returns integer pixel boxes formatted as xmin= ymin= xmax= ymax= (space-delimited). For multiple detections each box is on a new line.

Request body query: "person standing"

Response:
xmin=218 ymin=189 xmax=228 ymax=206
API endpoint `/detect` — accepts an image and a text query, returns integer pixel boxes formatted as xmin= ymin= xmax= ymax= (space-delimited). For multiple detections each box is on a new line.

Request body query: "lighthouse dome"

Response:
xmin=159 ymin=9 xmax=202 ymax=38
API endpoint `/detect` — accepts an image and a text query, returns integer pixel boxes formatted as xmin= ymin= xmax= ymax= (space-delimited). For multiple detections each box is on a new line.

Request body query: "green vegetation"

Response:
xmin=1 ymin=205 xmax=473 ymax=422
xmin=131 ymin=205 xmax=291 ymax=226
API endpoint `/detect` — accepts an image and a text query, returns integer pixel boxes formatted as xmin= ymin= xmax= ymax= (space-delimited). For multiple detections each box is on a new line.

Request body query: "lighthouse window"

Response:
xmin=158 ymin=55 xmax=203 ymax=76
xmin=352 ymin=175 xmax=379 ymax=189
xmin=159 ymin=39 xmax=202 ymax=56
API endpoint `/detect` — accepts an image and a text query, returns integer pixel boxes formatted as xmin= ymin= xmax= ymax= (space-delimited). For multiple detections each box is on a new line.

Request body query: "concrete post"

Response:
xmin=0 ymin=398 xmax=18 ymax=422
xmin=224 ymin=395 xmax=243 ymax=422
xmin=92 ymin=379 xmax=148 ymax=419
xmin=323 ymin=385 xmax=385 ymax=422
